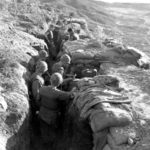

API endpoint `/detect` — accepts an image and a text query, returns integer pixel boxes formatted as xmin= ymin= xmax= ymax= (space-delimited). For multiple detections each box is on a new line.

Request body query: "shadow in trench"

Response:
xmin=29 ymin=100 xmax=93 ymax=150
xmin=6 ymin=115 xmax=30 ymax=150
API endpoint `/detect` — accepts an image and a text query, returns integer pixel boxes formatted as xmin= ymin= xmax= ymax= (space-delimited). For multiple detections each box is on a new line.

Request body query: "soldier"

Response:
xmin=29 ymin=61 xmax=48 ymax=135
xmin=28 ymin=50 xmax=48 ymax=74
xmin=45 ymin=24 xmax=58 ymax=60
xmin=39 ymin=73 xmax=74 ymax=149
xmin=52 ymin=54 xmax=76 ymax=91
xmin=53 ymin=23 xmax=65 ymax=58
xmin=52 ymin=54 xmax=71 ymax=75
xmin=57 ymin=34 xmax=70 ymax=59
xmin=30 ymin=61 xmax=48 ymax=110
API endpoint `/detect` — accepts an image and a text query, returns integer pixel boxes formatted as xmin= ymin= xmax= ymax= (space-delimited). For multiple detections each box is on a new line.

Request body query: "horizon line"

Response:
xmin=94 ymin=0 xmax=150 ymax=3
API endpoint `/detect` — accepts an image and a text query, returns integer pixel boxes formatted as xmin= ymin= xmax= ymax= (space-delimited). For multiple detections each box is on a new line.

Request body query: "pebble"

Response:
xmin=128 ymin=137 xmax=134 ymax=146
xmin=0 ymin=96 xmax=7 ymax=112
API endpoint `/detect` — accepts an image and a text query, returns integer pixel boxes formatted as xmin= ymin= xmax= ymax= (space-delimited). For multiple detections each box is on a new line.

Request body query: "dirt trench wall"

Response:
xmin=0 ymin=61 xmax=30 ymax=150
xmin=0 ymin=21 xmax=45 ymax=150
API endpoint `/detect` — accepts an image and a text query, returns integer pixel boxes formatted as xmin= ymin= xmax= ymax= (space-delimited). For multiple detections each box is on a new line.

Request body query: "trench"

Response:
xmin=28 ymin=91 xmax=94 ymax=150
xmin=27 ymin=65 xmax=94 ymax=150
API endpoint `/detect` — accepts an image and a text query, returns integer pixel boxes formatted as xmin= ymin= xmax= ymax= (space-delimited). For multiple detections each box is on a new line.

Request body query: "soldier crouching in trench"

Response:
xmin=38 ymin=72 xmax=74 ymax=149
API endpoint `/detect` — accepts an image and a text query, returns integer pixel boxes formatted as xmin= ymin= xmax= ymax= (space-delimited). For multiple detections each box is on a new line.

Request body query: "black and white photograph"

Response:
xmin=0 ymin=0 xmax=150 ymax=150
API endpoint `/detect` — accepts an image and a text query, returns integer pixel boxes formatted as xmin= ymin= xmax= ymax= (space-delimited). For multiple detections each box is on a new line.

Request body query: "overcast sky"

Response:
xmin=95 ymin=0 xmax=150 ymax=3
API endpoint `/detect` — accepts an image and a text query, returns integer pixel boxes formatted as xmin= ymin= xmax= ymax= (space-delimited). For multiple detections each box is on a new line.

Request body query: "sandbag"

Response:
xmin=73 ymin=76 xmax=131 ymax=119
xmin=93 ymin=129 xmax=108 ymax=150
xmin=72 ymin=59 xmax=94 ymax=65
xmin=103 ymin=144 xmax=111 ymax=150
xmin=107 ymin=133 xmax=128 ymax=150
xmin=109 ymin=125 xmax=138 ymax=145
xmin=100 ymin=49 xmax=120 ymax=61
xmin=93 ymin=75 xmax=119 ymax=87
xmin=63 ymin=40 xmax=87 ymax=53
xmin=90 ymin=107 xmax=132 ymax=133
xmin=86 ymin=39 xmax=101 ymax=48
xmin=122 ymin=52 xmax=138 ymax=66
xmin=71 ymin=49 xmax=94 ymax=61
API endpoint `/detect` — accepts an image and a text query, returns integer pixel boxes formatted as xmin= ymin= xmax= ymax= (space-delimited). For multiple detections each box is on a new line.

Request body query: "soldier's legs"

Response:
xmin=40 ymin=119 xmax=57 ymax=150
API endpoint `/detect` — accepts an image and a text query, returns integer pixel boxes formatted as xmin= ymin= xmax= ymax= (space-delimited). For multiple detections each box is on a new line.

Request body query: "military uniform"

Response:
xmin=30 ymin=73 xmax=44 ymax=110
xmin=30 ymin=73 xmax=45 ymax=136
xmin=39 ymin=86 xmax=71 ymax=146
xmin=28 ymin=56 xmax=39 ymax=73
xmin=52 ymin=62 xmax=62 ymax=73
xmin=45 ymin=30 xmax=57 ymax=60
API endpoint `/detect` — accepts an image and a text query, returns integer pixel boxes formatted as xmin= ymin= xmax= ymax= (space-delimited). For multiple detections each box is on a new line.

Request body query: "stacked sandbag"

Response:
xmin=63 ymin=39 xmax=150 ymax=70
xmin=63 ymin=39 xmax=88 ymax=54
xmin=72 ymin=75 xmax=133 ymax=150
xmin=73 ymin=75 xmax=132 ymax=122
xmin=62 ymin=40 xmax=100 ymax=66
xmin=63 ymin=39 xmax=102 ymax=59
xmin=98 ymin=45 xmax=150 ymax=68
xmin=63 ymin=39 xmax=103 ymax=77
xmin=95 ymin=46 xmax=139 ymax=66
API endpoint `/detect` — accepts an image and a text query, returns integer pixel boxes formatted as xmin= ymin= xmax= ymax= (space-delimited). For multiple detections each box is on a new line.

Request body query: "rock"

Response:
xmin=90 ymin=107 xmax=132 ymax=133
xmin=0 ymin=96 xmax=7 ymax=112
xmin=107 ymin=133 xmax=128 ymax=150
xmin=109 ymin=125 xmax=138 ymax=145
xmin=128 ymin=137 xmax=134 ymax=146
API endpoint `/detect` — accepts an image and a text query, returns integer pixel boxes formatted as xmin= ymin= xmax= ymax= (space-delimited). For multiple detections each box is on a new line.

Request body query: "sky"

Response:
xmin=94 ymin=0 xmax=150 ymax=3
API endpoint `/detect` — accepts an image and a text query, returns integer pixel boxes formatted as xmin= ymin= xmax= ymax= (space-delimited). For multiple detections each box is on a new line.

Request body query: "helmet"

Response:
xmin=57 ymin=67 xmax=64 ymax=75
xmin=39 ymin=50 xmax=48 ymax=59
xmin=36 ymin=61 xmax=48 ymax=73
xmin=60 ymin=54 xmax=71 ymax=64
xmin=50 ymin=73 xmax=63 ymax=87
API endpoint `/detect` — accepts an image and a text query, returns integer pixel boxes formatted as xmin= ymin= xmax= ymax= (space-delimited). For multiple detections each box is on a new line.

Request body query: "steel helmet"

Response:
xmin=50 ymin=73 xmax=63 ymax=87
xmin=36 ymin=61 xmax=48 ymax=73
xmin=60 ymin=54 xmax=71 ymax=64
xmin=39 ymin=50 xmax=48 ymax=59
